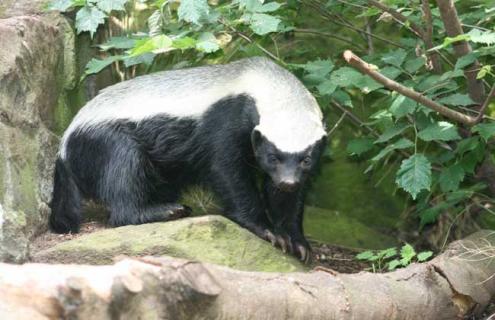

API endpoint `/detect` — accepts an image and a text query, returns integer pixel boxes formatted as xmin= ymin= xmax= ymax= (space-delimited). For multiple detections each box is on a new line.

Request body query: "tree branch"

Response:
xmin=294 ymin=28 xmax=366 ymax=52
xmin=343 ymin=50 xmax=477 ymax=126
xmin=435 ymin=0 xmax=485 ymax=104
xmin=421 ymin=0 xmax=443 ymax=73
xmin=1 ymin=231 xmax=494 ymax=319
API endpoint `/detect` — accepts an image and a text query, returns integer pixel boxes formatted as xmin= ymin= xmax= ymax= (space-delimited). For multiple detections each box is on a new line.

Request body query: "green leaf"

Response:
xmin=404 ymin=57 xmax=425 ymax=73
xmin=75 ymin=5 xmax=107 ymax=37
xmin=97 ymin=36 xmax=136 ymax=51
xmin=467 ymin=29 xmax=495 ymax=45
xmin=387 ymin=259 xmax=401 ymax=271
xmin=389 ymin=95 xmax=417 ymax=118
xmin=378 ymin=247 xmax=397 ymax=259
xmin=317 ymin=80 xmax=337 ymax=96
xmin=381 ymin=49 xmax=407 ymax=67
xmin=95 ymin=0 xmax=128 ymax=13
xmin=303 ymin=59 xmax=334 ymax=80
xmin=396 ymin=154 xmax=432 ymax=199
xmin=455 ymin=52 xmax=480 ymax=70
xmin=123 ymin=53 xmax=155 ymax=67
xmin=429 ymin=34 xmax=470 ymax=51
xmin=455 ymin=136 xmax=480 ymax=154
xmin=85 ymin=55 xmax=122 ymax=75
xmin=333 ymin=90 xmax=353 ymax=108
xmin=477 ymin=65 xmax=491 ymax=79
xmin=419 ymin=206 xmax=444 ymax=227
xmin=417 ymin=121 xmax=461 ymax=142
xmin=375 ymin=123 xmax=410 ymax=144
xmin=438 ymin=93 xmax=475 ymax=106
xmin=172 ymin=37 xmax=197 ymax=50
xmin=472 ymin=122 xmax=495 ymax=141
xmin=130 ymin=35 xmax=173 ymax=56
xmin=248 ymin=13 xmax=281 ymax=35
xmin=439 ymin=164 xmax=465 ymax=192
xmin=330 ymin=67 xmax=363 ymax=88
xmin=178 ymin=0 xmax=211 ymax=25
xmin=347 ymin=138 xmax=374 ymax=156
xmin=356 ymin=251 xmax=375 ymax=260
xmin=371 ymin=138 xmax=414 ymax=162
xmin=195 ymin=32 xmax=220 ymax=53
xmin=399 ymin=243 xmax=416 ymax=265
xmin=417 ymin=251 xmax=433 ymax=262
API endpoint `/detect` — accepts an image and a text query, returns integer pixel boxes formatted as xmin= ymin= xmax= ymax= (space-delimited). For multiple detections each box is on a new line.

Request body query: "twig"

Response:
xmin=367 ymin=0 xmax=424 ymax=38
xmin=330 ymin=100 xmax=379 ymax=138
xmin=475 ymin=85 xmax=495 ymax=123
xmin=327 ymin=112 xmax=346 ymax=136
xmin=343 ymin=50 xmax=477 ymax=126
xmin=306 ymin=0 xmax=406 ymax=49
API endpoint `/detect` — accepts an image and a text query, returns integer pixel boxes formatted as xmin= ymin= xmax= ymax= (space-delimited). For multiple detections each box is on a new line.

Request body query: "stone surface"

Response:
xmin=0 ymin=13 xmax=74 ymax=262
xmin=33 ymin=215 xmax=307 ymax=272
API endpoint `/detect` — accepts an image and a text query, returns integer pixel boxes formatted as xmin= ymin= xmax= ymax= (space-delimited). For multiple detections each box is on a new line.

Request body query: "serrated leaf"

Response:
xmin=472 ymin=122 xmax=495 ymax=141
xmin=389 ymin=95 xmax=417 ymax=118
xmin=304 ymin=59 xmax=334 ymax=79
xmin=347 ymin=138 xmax=374 ymax=156
xmin=95 ymin=0 xmax=128 ymax=13
xmin=467 ymin=29 xmax=495 ymax=45
xmin=439 ymin=164 xmax=465 ymax=192
xmin=396 ymin=154 xmax=432 ymax=199
xmin=148 ymin=9 xmax=163 ymax=36
xmin=378 ymin=248 xmax=397 ymax=259
xmin=248 ymin=13 xmax=280 ymax=35
xmin=330 ymin=67 xmax=363 ymax=88
xmin=417 ymin=251 xmax=433 ymax=262
xmin=456 ymin=136 xmax=480 ymax=154
xmin=178 ymin=0 xmax=211 ymax=25
xmin=195 ymin=32 xmax=220 ymax=53
xmin=85 ymin=55 xmax=122 ymax=75
xmin=381 ymin=49 xmax=407 ymax=67
xmin=418 ymin=121 xmax=461 ymax=142
xmin=429 ymin=34 xmax=470 ymax=51
xmin=355 ymin=76 xmax=382 ymax=93
xmin=372 ymin=138 xmax=414 ymax=162
xmin=375 ymin=123 xmax=410 ymax=144
xmin=400 ymin=244 xmax=416 ymax=264
xmin=419 ymin=206 xmax=443 ymax=227
xmin=356 ymin=251 xmax=375 ymax=260
xmin=75 ymin=5 xmax=106 ymax=37
xmin=387 ymin=259 xmax=401 ymax=271
xmin=333 ymin=90 xmax=353 ymax=108
xmin=438 ymin=93 xmax=475 ymax=106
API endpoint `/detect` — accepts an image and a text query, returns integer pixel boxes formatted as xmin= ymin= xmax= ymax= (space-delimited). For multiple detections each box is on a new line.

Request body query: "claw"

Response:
xmin=276 ymin=235 xmax=287 ymax=253
xmin=264 ymin=230 xmax=277 ymax=246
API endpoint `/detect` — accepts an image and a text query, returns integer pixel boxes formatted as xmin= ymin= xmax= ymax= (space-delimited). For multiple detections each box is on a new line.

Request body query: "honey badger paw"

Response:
xmin=163 ymin=204 xmax=192 ymax=220
xmin=261 ymin=228 xmax=312 ymax=264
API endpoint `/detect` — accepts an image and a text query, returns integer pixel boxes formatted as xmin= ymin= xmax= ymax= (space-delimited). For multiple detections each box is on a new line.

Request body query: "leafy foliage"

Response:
xmin=49 ymin=0 xmax=495 ymax=234
xmin=356 ymin=244 xmax=434 ymax=272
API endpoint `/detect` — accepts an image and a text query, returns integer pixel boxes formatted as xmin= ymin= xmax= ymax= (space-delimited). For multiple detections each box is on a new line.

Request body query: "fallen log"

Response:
xmin=1 ymin=230 xmax=494 ymax=319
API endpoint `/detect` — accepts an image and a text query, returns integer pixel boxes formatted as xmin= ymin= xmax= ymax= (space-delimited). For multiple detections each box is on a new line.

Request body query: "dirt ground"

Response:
xmin=31 ymin=221 xmax=367 ymax=273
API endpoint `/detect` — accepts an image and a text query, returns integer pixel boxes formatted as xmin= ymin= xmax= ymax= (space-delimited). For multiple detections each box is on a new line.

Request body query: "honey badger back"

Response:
xmin=50 ymin=57 xmax=327 ymax=261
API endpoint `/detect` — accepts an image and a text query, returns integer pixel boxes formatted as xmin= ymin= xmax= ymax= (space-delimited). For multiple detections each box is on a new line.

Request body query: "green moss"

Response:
xmin=304 ymin=206 xmax=397 ymax=249
xmin=35 ymin=216 xmax=306 ymax=272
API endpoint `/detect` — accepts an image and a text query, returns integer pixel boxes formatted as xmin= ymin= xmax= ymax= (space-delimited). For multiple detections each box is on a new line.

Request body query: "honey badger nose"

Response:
xmin=278 ymin=180 xmax=299 ymax=192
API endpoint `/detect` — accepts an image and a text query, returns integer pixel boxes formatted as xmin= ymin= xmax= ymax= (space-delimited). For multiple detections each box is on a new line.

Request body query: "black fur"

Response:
xmin=50 ymin=93 xmax=326 ymax=260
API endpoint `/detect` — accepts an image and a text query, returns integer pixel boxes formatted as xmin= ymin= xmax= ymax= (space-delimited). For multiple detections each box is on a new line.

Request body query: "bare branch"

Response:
xmin=343 ymin=50 xmax=477 ymax=126
xmin=421 ymin=0 xmax=442 ymax=73
xmin=435 ymin=0 xmax=485 ymax=104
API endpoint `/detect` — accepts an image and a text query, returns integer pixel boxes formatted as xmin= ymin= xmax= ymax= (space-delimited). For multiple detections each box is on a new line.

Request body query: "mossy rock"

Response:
xmin=33 ymin=216 xmax=306 ymax=272
xmin=304 ymin=206 xmax=397 ymax=249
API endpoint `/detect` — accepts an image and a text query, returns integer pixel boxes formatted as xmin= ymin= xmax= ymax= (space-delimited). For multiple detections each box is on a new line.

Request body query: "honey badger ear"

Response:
xmin=251 ymin=128 xmax=263 ymax=149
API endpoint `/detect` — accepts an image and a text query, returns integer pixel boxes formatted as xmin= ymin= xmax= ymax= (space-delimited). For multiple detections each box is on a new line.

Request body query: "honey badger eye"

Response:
xmin=301 ymin=157 xmax=312 ymax=166
xmin=268 ymin=154 xmax=279 ymax=164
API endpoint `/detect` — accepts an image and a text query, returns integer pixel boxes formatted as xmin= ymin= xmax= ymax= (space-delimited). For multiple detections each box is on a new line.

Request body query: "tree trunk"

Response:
xmin=1 ymin=230 xmax=494 ymax=319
